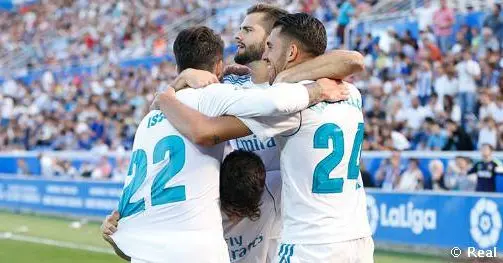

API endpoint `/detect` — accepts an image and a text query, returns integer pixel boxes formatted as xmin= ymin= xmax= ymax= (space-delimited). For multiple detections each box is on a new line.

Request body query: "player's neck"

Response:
xmin=248 ymin=60 xmax=269 ymax=84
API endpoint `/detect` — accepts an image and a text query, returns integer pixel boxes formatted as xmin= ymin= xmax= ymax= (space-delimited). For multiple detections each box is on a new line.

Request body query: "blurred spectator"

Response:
xmin=433 ymin=0 xmax=455 ymax=53
xmin=360 ymin=162 xmax=375 ymax=188
xmin=434 ymin=63 xmax=458 ymax=105
xmin=478 ymin=117 xmax=498 ymax=149
xmin=91 ymin=157 xmax=113 ymax=180
xmin=396 ymin=158 xmax=424 ymax=190
xmin=416 ymin=61 xmax=433 ymax=105
xmin=336 ymin=0 xmax=357 ymax=46
xmin=469 ymin=144 xmax=503 ymax=192
xmin=375 ymin=151 xmax=403 ymax=190
xmin=445 ymin=156 xmax=476 ymax=191
xmin=483 ymin=4 xmax=503 ymax=48
xmin=429 ymin=159 xmax=448 ymax=190
xmin=16 ymin=159 xmax=30 ymax=175
xmin=443 ymin=119 xmax=474 ymax=151
xmin=456 ymin=49 xmax=481 ymax=123
xmin=426 ymin=121 xmax=447 ymax=150
xmin=415 ymin=0 xmax=436 ymax=31
xmin=477 ymin=27 xmax=500 ymax=58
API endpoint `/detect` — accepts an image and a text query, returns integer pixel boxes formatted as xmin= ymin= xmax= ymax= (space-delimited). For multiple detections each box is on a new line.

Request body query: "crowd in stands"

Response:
xmin=351 ymin=1 xmax=503 ymax=152
xmin=0 ymin=0 xmax=216 ymax=72
xmin=0 ymin=0 xmax=503 ymax=188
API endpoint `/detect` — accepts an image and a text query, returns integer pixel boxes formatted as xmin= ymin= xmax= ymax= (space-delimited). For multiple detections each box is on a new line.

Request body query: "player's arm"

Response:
xmin=274 ymin=50 xmax=365 ymax=83
xmin=158 ymin=80 xmax=345 ymax=146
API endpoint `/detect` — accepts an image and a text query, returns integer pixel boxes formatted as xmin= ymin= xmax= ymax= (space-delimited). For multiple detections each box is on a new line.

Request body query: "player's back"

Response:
xmin=112 ymin=108 xmax=227 ymax=262
xmin=278 ymin=84 xmax=371 ymax=244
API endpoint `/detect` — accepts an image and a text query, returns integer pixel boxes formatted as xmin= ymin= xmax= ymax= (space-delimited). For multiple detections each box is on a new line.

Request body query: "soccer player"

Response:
xmin=194 ymin=3 xmax=365 ymax=171
xmin=103 ymin=149 xmax=282 ymax=263
xmin=107 ymin=25 xmax=350 ymax=263
xmin=468 ymin=144 xmax=503 ymax=192
xmin=155 ymin=13 xmax=373 ymax=263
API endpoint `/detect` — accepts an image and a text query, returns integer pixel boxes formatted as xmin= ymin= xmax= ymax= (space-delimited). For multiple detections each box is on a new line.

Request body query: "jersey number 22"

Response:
xmin=312 ymin=123 xmax=364 ymax=194
xmin=118 ymin=135 xmax=186 ymax=218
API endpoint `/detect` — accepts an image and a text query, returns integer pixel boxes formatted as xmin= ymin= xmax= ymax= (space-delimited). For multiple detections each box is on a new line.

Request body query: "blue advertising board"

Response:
xmin=367 ymin=189 xmax=503 ymax=251
xmin=0 ymin=176 xmax=123 ymax=217
xmin=1 ymin=175 xmax=503 ymax=252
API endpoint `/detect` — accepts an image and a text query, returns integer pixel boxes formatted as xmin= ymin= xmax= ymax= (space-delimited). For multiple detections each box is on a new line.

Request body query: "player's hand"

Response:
xmin=317 ymin=78 xmax=350 ymax=102
xmin=180 ymin=68 xmax=219 ymax=89
xmin=150 ymin=87 xmax=176 ymax=110
xmin=101 ymin=210 xmax=119 ymax=237
xmin=223 ymin=64 xmax=251 ymax=76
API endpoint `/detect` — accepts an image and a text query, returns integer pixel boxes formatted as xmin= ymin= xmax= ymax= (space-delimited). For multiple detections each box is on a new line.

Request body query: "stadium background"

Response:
xmin=1 ymin=0 xmax=503 ymax=262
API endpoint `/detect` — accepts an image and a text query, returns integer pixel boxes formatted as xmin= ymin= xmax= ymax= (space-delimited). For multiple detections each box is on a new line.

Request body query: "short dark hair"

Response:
xmin=246 ymin=4 xmax=288 ymax=33
xmin=273 ymin=13 xmax=327 ymax=56
xmin=173 ymin=26 xmax=224 ymax=73
xmin=220 ymin=150 xmax=266 ymax=221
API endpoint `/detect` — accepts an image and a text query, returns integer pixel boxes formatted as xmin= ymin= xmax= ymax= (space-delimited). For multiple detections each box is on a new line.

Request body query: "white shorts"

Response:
xmin=277 ymin=237 xmax=374 ymax=263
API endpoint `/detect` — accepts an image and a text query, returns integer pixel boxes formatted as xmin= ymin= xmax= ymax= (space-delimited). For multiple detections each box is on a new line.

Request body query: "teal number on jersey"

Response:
xmin=118 ymin=136 xmax=186 ymax=218
xmin=312 ymin=123 xmax=344 ymax=193
xmin=152 ymin=135 xmax=186 ymax=206
xmin=118 ymin=149 xmax=147 ymax=218
xmin=348 ymin=123 xmax=364 ymax=180
xmin=312 ymin=123 xmax=364 ymax=194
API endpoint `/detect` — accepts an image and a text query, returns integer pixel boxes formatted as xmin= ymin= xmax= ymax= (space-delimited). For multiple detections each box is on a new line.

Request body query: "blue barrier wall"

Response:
xmin=2 ymin=151 xmax=502 ymax=190
xmin=0 ymin=176 xmax=122 ymax=217
xmin=367 ymin=189 xmax=503 ymax=252
xmin=2 ymin=175 xmax=503 ymax=252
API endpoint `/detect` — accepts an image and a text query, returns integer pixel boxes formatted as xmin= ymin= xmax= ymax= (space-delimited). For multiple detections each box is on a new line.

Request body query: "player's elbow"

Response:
xmin=189 ymin=125 xmax=219 ymax=147
xmin=191 ymin=133 xmax=217 ymax=147
xmin=347 ymin=51 xmax=365 ymax=73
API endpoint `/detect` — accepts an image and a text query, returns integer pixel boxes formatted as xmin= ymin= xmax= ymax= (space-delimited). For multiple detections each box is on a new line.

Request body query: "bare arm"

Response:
xmin=274 ymin=50 xmax=364 ymax=83
xmin=158 ymin=88 xmax=251 ymax=146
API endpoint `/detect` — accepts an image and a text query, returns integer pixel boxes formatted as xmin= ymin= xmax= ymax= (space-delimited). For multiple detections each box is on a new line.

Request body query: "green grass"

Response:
xmin=0 ymin=211 xmax=450 ymax=263
xmin=0 ymin=239 xmax=122 ymax=263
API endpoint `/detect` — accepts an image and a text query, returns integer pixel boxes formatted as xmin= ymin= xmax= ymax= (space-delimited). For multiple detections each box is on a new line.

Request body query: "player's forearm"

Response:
xmin=276 ymin=50 xmax=364 ymax=83
xmin=158 ymin=93 xmax=212 ymax=145
xmin=158 ymin=93 xmax=251 ymax=146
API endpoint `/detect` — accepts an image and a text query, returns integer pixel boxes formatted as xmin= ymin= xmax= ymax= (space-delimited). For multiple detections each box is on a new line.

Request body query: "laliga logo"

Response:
xmin=366 ymin=194 xmax=437 ymax=235
xmin=470 ymin=198 xmax=502 ymax=249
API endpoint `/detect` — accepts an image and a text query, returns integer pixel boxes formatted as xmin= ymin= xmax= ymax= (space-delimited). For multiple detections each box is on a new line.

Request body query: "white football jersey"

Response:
xmin=223 ymin=171 xmax=282 ymax=263
xmin=223 ymin=74 xmax=280 ymax=171
xmin=111 ymin=83 xmax=310 ymax=261
xmin=239 ymin=82 xmax=372 ymax=244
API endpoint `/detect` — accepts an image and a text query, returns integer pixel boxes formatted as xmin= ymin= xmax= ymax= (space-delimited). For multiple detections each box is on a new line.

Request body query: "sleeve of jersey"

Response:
xmin=237 ymin=114 xmax=301 ymax=142
xmin=198 ymin=83 xmax=309 ymax=117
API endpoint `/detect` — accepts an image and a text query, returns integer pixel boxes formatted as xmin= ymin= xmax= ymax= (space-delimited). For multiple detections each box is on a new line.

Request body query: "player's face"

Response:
xmin=234 ymin=13 xmax=268 ymax=65
xmin=263 ymin=27 xmax=289 ymax=85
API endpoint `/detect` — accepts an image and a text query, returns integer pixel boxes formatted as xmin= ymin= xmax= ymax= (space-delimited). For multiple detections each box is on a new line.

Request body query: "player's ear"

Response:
xmin=287 ymin=43 xmax=298 ymax=63
xmin=214 ymin=59 xmax=224 ymax=79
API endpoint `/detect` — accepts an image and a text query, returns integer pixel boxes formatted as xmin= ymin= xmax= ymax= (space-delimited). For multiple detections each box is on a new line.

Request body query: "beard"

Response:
xmin=234 ymin=41 xmax=265 ymax=65
xmin=267 ymin=52 xmax=288 ymax=85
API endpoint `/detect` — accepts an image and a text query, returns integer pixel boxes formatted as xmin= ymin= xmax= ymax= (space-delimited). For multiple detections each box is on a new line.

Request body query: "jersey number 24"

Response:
xmin=312 ymin=123 xmax=364 ymax=194
xmin=118 ymin=135 xmax=186 ymax=218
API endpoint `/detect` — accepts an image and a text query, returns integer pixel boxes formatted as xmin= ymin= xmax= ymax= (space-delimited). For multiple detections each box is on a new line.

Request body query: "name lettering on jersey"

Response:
xmin=235 ymin=135 xmax=276 ymax=152
xmin=309 ymin=97 xmax=362 ymax=113
xmin=226 ymin=234 xmax=264 ymax=262
xmin=147 ymin=112 xmax=166 ymax=128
